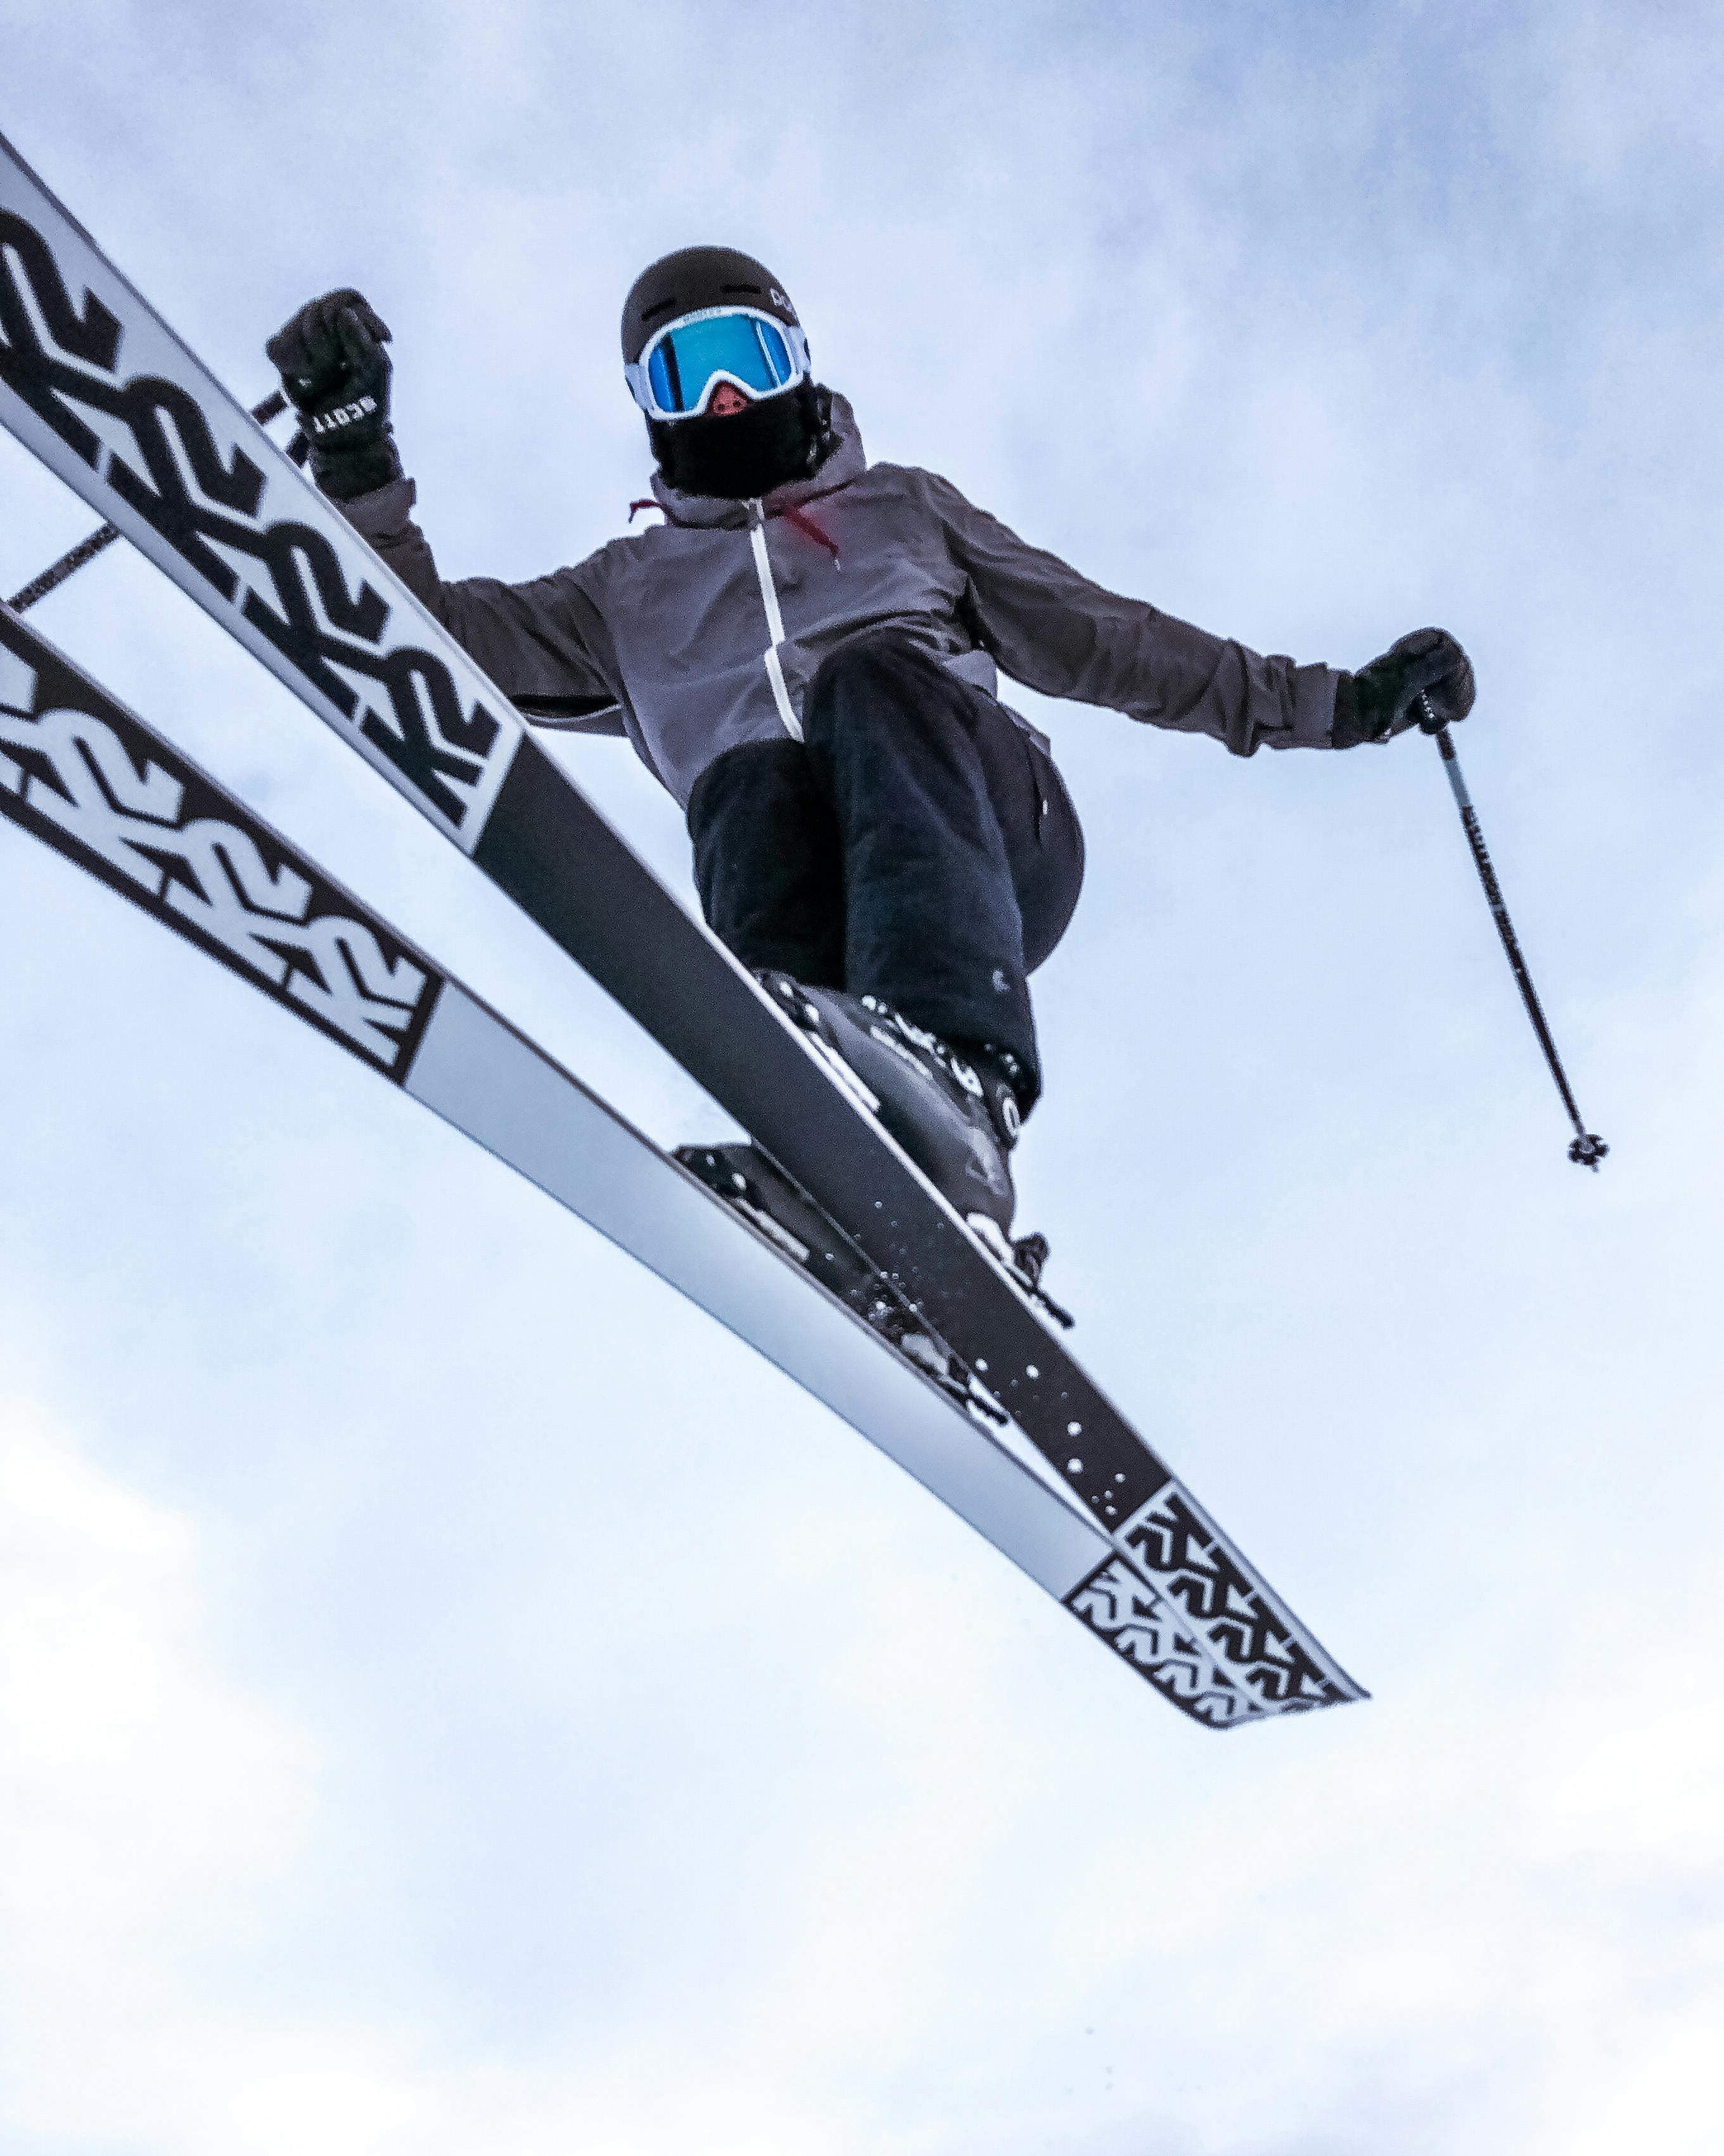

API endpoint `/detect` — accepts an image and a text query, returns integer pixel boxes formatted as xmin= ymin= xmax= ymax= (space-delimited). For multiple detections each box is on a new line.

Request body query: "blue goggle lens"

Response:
xmin=646 ymin=312 xmax=796 ymax=414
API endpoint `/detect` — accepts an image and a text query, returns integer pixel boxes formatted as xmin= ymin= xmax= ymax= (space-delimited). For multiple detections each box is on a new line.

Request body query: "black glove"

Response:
xmin=265 ymin=288 xmax=399 ymax=500
xmin=1331 ymin=627 xmax=1476 ymax=748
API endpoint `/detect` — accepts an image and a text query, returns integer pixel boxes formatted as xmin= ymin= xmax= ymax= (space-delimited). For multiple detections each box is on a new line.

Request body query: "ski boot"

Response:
xmin=754 ymin=973 xmax=1071 ymax=1325
xmin=674 ymin=1141 xmax=1007 ymax=1423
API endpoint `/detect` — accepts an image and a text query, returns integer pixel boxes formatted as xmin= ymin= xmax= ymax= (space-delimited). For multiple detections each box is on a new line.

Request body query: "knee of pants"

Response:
xmin=804 ymin=632 xmax=945 ymax=737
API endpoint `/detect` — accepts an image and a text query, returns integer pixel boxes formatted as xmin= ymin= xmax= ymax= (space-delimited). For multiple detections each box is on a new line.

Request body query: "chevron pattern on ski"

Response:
xmin=0 ymin=616 xmax=438 ymax=1070
xmin=1119 ymin=1484 xmax=1347 ymax=1704
xmin=0 ymin=183 xmax=521 ymax=844
xmin=1067 ymin=1482 xmax=1357 ymax=1723
xmin=1064 ymin=1560 xmax=1254 ymax=1726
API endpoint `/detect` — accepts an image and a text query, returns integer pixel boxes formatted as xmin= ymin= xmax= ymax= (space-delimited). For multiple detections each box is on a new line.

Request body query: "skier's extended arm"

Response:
xmin=926 ymin=473 xmax=1472 ymax=754
xmin=265 ymin=291 xmax=623 ymax=731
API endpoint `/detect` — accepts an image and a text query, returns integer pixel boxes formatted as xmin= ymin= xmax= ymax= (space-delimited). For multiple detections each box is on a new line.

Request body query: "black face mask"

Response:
xmin=650 ymin=380 xmax=833 ymax=499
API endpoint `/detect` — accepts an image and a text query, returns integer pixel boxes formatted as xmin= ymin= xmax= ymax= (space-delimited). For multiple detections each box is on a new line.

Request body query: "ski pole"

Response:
xmin=1418 ymin=692 xmax=1607 ymax=1170
xmin=7 ymin=388 xmax=291 ymax=613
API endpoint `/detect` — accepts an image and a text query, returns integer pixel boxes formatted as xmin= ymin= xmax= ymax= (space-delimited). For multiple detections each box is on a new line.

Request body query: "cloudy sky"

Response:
xmin=3 ymin=3 xmax=1722 ymax=2151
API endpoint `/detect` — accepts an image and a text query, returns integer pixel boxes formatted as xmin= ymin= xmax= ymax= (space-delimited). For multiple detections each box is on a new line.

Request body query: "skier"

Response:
xmin=265 ymin=250 xmax=1474 ymax=1248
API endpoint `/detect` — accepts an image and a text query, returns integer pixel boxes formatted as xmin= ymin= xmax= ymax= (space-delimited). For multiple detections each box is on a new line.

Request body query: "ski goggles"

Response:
xmin=625 ymin=305 xmax=812 ymax=421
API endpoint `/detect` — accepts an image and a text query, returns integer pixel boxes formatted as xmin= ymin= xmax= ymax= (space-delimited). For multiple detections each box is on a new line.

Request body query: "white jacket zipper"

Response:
xmin=746 ymin=499 xmax=802 ymax=741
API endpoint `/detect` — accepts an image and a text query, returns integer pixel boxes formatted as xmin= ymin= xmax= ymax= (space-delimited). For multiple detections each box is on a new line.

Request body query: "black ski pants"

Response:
xmin=686 ymin=634 xmax=1084 ymax=1099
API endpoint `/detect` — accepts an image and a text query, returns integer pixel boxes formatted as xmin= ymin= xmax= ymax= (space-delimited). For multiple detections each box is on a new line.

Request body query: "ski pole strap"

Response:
xmin=1421 ymin=695 xmax=1607 ymax=1170
xmin=8 ymin=388 xmax=290 ymax=614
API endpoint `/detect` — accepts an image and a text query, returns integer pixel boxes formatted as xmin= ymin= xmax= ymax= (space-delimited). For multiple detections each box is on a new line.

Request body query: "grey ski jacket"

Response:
xmin=342 ymin=395 xmax=1343 ymax=808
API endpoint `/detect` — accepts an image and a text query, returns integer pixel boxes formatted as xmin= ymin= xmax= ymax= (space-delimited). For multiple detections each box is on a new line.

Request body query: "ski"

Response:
xmin=0 ymin=132 xmax=1365 ymax=1726
xmin=1 ymin=600 xmax=1287 ymax=1720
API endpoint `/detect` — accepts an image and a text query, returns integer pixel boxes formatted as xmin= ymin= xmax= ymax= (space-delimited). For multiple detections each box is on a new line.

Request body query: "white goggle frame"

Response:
xmin=625 ymin=304 xmax=812 ymax=423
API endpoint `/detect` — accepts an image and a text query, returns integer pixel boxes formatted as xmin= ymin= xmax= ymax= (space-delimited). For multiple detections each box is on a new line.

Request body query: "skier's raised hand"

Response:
xmin=1331 ymin=628 xmax=1475 ymax=748
xmin=265 ymin=289 xmax=399 ymax=500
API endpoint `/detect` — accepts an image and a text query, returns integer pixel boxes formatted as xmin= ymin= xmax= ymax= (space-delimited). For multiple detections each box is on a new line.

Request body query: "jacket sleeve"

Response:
xmin=928 ymin=472 xmax=1341 ymax=755
xmin=338 ymin=475 xmax=627 ymax=736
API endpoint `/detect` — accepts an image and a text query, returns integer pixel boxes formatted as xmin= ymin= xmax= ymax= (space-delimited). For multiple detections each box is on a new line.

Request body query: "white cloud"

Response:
xmin=0 ymin=1406 xmax=315 ymax=1932
xmin=0 ymin=1406 xmax=316 ymax=2141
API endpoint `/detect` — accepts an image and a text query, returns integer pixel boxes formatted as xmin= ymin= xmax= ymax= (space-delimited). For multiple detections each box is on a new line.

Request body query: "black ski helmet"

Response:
xmin=620 ymin=245 xmax=801 ymax=367
xmin=621 ymin=245 xmax=831 ymax=499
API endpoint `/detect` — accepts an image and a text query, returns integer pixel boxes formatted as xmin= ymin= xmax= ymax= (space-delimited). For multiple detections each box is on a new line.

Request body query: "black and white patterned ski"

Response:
xmin=0 ymin=133 xmax=1366 ymax=1726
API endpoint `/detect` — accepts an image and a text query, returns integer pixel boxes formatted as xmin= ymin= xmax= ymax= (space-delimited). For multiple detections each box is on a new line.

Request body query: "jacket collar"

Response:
xmin=648 ymin=392 xmax=866 ymax=529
